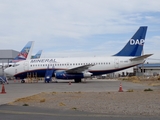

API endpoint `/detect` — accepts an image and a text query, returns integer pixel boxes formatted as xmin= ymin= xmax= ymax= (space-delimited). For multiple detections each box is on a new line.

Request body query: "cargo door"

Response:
xmin=114 ymin=58 xmax=119 ymax=68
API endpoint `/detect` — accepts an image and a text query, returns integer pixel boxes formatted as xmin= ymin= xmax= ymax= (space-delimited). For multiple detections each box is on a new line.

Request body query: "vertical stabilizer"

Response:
xmin=114 ymin=26 xmax=147 ymax=56
xmin=26 ymin=41 xmax=34 ymax=60
xmin=32 ymin=50 xmax=42 ymax=59
xmin=11 ymin=41 xmax=34 ymax=62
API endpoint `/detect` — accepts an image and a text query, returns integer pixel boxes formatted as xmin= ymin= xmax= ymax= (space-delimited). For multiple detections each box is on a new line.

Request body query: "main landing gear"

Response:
xmin=21 ymin=79 xmax=25 ymax=83
xmin=74 ymin=78 xmax=82 ymax=83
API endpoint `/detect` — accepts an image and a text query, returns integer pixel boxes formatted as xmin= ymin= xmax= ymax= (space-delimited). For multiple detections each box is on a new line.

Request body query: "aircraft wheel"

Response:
xmin=21 ymin=80 xmax=25 ymax=83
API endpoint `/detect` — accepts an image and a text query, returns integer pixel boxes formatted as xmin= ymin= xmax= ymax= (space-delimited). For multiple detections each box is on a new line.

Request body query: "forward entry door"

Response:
xmin=24 ymin=61 xmax=29 ymax=71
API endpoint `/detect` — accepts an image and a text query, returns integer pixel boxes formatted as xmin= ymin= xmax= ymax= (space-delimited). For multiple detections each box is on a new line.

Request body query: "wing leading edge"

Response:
xmin=66 ymin=64 xmax=94 ymax=73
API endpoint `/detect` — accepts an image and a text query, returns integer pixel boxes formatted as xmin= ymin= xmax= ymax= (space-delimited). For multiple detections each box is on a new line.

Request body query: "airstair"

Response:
xmin=0 ymin=76 xmax=8 ymax=84
xmin=45 ymin=65 xmax=54 ymax=83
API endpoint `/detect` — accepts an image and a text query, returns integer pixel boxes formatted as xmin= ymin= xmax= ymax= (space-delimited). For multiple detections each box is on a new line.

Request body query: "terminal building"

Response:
xmin=137 ymin=63 xmax=160 ymax=76
xmin=114 ymin=62 xmax=160 ymax=77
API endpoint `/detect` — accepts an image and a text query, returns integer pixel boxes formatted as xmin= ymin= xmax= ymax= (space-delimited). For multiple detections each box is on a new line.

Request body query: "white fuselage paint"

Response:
xmin=5 ymin=56 xmax=143 ymax=77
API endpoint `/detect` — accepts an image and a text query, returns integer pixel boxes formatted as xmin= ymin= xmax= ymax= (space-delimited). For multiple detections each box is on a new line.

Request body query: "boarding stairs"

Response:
xmin=0 ymin=76 xmax=7 ymax=84
xmin=45 ymin=65 xmax=54 ymax=83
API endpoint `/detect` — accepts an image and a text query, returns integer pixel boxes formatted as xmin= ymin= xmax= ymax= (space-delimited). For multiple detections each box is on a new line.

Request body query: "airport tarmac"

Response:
xmin=0 ymin=79 xmax=158 ymax=105
xmin=0 ymin=79 xmax=160 ymax=120
xmin=1 ymin=104 xmax=159 ymax=120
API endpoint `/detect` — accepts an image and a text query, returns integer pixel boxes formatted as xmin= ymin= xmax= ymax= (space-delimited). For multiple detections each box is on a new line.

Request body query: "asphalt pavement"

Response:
xmin=0 ymin=104 xmax=159 ymax=120
xmin=0 ymin=79 xmax=158 ymax=105
xmin=0 ymin=79 xmax=159 ymax=120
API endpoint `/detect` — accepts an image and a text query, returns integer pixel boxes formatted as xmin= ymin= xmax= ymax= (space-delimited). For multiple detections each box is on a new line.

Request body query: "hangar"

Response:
xmin=137 ymin=63 xmax=160 ymax=76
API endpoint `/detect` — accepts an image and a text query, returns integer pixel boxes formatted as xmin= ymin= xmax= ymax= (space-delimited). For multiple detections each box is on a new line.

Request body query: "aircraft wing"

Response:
xmin=130 ymin=54 xmax=153 ymax=61
xmin=66 ymin=64 xmax=94 ymax=73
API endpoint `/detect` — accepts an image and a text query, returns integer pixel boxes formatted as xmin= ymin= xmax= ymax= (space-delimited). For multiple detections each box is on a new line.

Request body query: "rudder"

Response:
xmin=14 ymin=41 xmax=33 ymax=60
xmin=114 ymin=26 xmax=147 ymax=56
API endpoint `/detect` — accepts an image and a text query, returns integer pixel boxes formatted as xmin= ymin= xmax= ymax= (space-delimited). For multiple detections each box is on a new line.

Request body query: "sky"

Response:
xmin=0 ymin=0 xmax=160 ymax=61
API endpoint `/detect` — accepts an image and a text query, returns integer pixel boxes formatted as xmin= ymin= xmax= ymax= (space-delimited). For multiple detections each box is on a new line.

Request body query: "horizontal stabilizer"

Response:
xmin=130 ymin=54 xmax=153 ymax=61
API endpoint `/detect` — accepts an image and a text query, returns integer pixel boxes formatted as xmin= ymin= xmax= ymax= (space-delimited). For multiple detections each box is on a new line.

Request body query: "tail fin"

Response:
xmin=11 ymin=41 xmax=34 ymax=62
xmin=32 ymin=50 xmax=42 ymax=59
xmin=114 ymin=26 xmax=147 ymax=56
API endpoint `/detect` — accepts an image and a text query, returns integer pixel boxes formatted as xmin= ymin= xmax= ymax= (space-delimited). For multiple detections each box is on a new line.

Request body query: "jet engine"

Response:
xmin=55 ymin=71 xmax=92 ymax=79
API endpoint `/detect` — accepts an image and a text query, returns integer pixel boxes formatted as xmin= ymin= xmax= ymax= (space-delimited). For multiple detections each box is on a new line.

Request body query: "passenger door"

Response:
xmin=114 ymin=58 xmax=119 ymax=68
xmin=24 ymin=61 xmax=29 ymax=71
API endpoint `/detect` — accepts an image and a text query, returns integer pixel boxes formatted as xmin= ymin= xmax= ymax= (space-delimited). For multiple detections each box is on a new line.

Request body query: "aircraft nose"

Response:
xmin=4 ymin=67 xmax=13 ymax=76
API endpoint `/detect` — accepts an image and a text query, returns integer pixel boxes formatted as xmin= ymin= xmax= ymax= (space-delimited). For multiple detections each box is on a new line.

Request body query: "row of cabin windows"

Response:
xmin=30 ymin=62 xmax=110 ymax=67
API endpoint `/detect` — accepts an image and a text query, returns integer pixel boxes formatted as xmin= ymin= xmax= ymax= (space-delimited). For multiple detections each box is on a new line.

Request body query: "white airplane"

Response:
xmin=4 ymin=26 xmax=152 ymax=83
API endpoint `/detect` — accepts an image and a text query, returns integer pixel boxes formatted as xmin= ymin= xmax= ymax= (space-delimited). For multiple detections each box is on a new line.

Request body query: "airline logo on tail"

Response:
xmin=130 ymin=39 xmax=145 ymax=45
xmin=17 ymin=47 xmax=30 ymax=59
xmin=10 ymin=41 xmax=33 ymax=63
xmin=114 ymin=26 xmax=147 ymax=56
xmin=32 ymin=50 xmax=42 ymax=59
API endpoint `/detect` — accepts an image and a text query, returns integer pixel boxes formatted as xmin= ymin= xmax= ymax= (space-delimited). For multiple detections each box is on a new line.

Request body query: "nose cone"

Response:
xmin=4 ymin=67 xmax=14 ymax=76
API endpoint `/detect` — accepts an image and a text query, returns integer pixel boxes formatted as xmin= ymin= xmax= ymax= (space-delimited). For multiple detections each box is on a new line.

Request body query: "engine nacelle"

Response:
xmin=83 ymin=72 xmax=93 ymax=77
xmin=55 ymin=71 xmax=92 ymax=80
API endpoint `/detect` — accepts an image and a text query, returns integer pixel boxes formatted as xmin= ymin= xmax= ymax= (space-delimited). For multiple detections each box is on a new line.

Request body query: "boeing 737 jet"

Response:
xmin=4 ymin=26 xmax=152 ymax=83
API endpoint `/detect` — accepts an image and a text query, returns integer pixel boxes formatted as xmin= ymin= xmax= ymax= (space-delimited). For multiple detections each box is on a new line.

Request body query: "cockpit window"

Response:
xmin=9 ymin=65 xmax=12 ymax=67
xmin=8 ymin=63 xmax=20 ymax=67
xmin=12 ymin=64 xmax=19 ymax=67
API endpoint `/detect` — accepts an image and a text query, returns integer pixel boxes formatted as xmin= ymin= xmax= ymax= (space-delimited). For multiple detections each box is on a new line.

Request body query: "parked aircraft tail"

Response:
xmin=32 ymin=50 xmax=42 ymax=59
xmin=114 ymin=26 xmax=147 ymax=56
xmin=10 ymin=41 xmax=34 ymax=63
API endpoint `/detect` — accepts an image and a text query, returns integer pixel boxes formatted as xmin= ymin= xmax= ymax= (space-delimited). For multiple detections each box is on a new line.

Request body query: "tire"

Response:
xmin=21 ymin=80 xmax=25 ymax=83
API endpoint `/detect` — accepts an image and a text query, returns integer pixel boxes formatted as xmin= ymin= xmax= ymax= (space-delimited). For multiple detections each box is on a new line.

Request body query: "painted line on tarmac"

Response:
xmin=0 ymin=110 xmax=150 ymax=118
